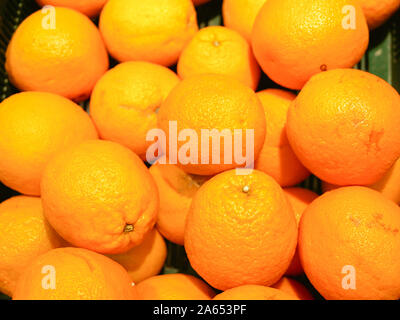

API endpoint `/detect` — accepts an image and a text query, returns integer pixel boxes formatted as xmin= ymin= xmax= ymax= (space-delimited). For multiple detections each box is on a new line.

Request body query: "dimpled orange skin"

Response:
xmin=255 ymin=89 xmax=310 ymax=187
xmin=177 ymin=26 xmax=260 ymax=90
xmin=272 ymin=277 xmax=314 ymax=300
xmin=41 ymin=140 xmax=159 ymax=255
xmin=287 ymin=69 xmax=400 ymax=186
xmin=359 ymin=0 xmax=400 ymax=29
xmin=299 ymin=186 xmax=400 ymax=300
xmin=99 ymin=0 xmax=198 ymax=66
xmin=185 ymin=169 xmax=298 ymax=291
xmin=5 ymin=8 xmax=109 ymax=102
xmin=36 ymin=0 xmax=108 ymax=17
xmin=0 ymin=92 xmax=98 ymax=196
xmin=283 ymin=188 xmax=318 ymax=276
xmin=214 ymin=285 xmax=298 ymax=300
xmin=222 ymin=0 xmax=267 ymax=42
xmin=13 ymin=247 xmax=136 ymax=300
xmin=0 ymin=196 xmax=63 ymax=297
xmin=134 ymin=274 xmax=215 ymax=300
xmin=251 ymin=0 xmax=369 ymax=90
xmin=108 ymin=228 xmax=167 ymax=284
xmin=90 ymin=61 xmax=180 ymax=160
xmin=158 ymin=74 xmax=266 ymax=176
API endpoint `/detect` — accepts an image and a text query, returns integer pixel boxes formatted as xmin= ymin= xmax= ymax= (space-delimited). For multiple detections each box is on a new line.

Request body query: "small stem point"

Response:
xmin=124 ymin=224 xmax=134 ymax=233
xmin=242 ymin=185 xmax=250 ymax=193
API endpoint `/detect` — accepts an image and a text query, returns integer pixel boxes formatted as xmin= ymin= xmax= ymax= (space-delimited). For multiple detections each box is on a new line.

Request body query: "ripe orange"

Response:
xmin=283 ymin=188 xmax=318 ymax=276
xmin=134 ymin=274 xmax=215 ymax=300
xmin=0 ymin=92 xmax=98 ymax=196
xmin=41 ymin=140 xmax=159 ymax=254
xmin=90 ymin=61 xmax=180 ymax=160
xmin=13 ymin=247 xmax=136 ymax=300
xmin=158 ymin=74 xmax=266 ymax=176
xmin=108 ymin=228 xmax=167 ymax=284
xmin=177 ymin=26 xmax=260 ymax=90
xmin=99 ymin=0 xmax=198 ymax=66
xmin=0 ymin=196 xmax=62 ymax=297
xmin=287 ymin=69 xmax=400 ymax=186
xmin=214 ymin=285 xmax=298 ymax=300
xmin=36 ymin=0 xmax=108 ymax=17
xmin=6 ymin=7 xmax=108 ymax=101
xmin=360 ymin=0 xmax=400 ymax=29
xmin=222 ymin=0 xmax=267 ymax=41
xmin=251 ymin=0 xmax=369 ymax=89
xmin=272 ymin=277 xmax=314 ymax=300
xmin=254 ymin=89 xmax=310 ymax=186
xmin=149 ymin=157 xmax=211 ymax=245
xmin=299 ymin=186 xmax=400 ymax=300
xmin=185 ymin=169 xmax=298 ymax=291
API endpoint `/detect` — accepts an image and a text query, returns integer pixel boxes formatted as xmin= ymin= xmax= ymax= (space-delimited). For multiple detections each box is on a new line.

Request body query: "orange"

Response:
xmin=287 ymin=69 xmax=400 ymax=186
xmin=108 ymin=228 xmax=167 ymax=284
xmin=254 ymin=89 xmax=310 ymax=186
xmin=214 ymin=285 xmax=298 ymax=300
xmin=13 ymin=247 xmax=136 ymax=300
xmin=99 ymin=0 xmax=198 ymax=66
xmin=149 ymin=157 xmax=211 ymax=245
xmin=90 ymin=61 xmax=180 ymax=160
xmin=177 ymin=26 xmax=260 ymax=90
xmin=6 ymin=7 xmax=108 ymax=101
xmin=158 ymin=74 xmax=266 ymax=176
xmin=359 ymin=0 xmax=400 ymax=29
xmin=251 ymin=0 xmax=369 ymax=90
xmin=185 ymin=169 xmax=298 ymax=291
xmin=272 ymin=277 xmax=314 ymax=300
xmin=299 ymin=186 xmax=400 ymax=300
xmin=0 ymin=196 xmax=62 ymax=297
xmin=36 ymin=0 xmax=108 ymax=17
xmin=283 ymin=188 xmax=318 ymax=276
xmin=134 ymin=274 xmax=215 ymax=300
xmin=0 ymin=92 xmax=98 ymax=196
xmin=322 ymin=158 xmax=400 ymax=204
xmin=222 ymin=0 xmax=267 ymax=42
xmin=41 ymin=140 xmax=159 ymax=255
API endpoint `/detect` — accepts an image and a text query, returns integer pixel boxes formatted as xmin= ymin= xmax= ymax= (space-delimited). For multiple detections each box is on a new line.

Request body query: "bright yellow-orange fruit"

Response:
xmin=0 ymin=92 xmax=98 ymax=196
xmin=134 ymin=274 xmax=215 ymax=300
xmin=255 ymin=89 xmax=310 ymax=186
xmin=178 ymin=26 xmax=260 ymax=89
xmin=359 ymin=0 xmax=400 ymax=29
xmin=287 ymin=69 xmax=400 ymax=186
xmin=214 ymin=285 xmax=298 ymax=300
xmin=185 ymin=169 xmax=298 ymax=291
xmin=90 ymin=61 xmax=180 ymax=160
xmin=251 ymin=0 xmax=369 ymax=89
xmin=0 ymin=196 xmax=62 ymax=297
xmin=13 ymin=247 xmax=136 ymax=300
xmin=41 ymin=140 xmax=159 ymax=255
xmin=158 ymin=74 xmax=266 ymax=176
xmin=6 ymin=8 xmax=109 ymax=101
xmin=299 ymin=186 xmax=400 ymax=300
xmin=99 ymin=0 xmax=198 ymax=66
xmin=272 ymin=277 xmax=314 ymax=300
xmin=108 ymin=228 xmax=167 ymax=284
xmin=36 ymin=0 xmax=108 ymax=17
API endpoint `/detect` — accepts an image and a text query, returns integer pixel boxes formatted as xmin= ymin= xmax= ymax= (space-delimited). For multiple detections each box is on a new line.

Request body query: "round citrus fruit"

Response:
xmin=254 ymin=89 xmax=310 ymax=186
xmin=134 ymin=274 xmax=215 ymax=300
xmin=13 ymin=247 xmax=136 ymax=300
xmin=158 ymin=74 xmax=266 ymax=176
xmin=214 ymin=285 xmax=298 ymax=300
xmin=36 ymin=0 xmax=108 ymax=17
xmin=177 ymin=26 xmax=260 ymax=89
xmin=0 ymin=92 xmax=98 ymax=196
xmin=41 ymin=140 xmax=159 ymax=254
xmin=90 ymin=61 xmax=180 ymax=160
xmin=185 ymin=169 xmax=298 ymax=291
xmin=287 ymin=69 xmax=400 ymax=186
xmin=251 ymin=0 xmax=369 ymax=89
xmin=272 ymin=277 xmax=314 ymax=300
xmin=299 ymin=186 xmax=400 ymax=300
xmin=360 ymin=0 xmax=400 ymax=29
xmin=99 ymin=0 xmax=198 ymax=66
xmin=6 ymin=7 xmax=109 ymax=101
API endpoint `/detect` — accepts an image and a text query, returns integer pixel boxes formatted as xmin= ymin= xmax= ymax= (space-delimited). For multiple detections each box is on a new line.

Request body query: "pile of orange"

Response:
xmin=0 ymin=0 xmax=399 ymax=301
